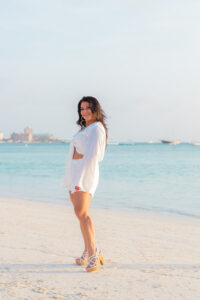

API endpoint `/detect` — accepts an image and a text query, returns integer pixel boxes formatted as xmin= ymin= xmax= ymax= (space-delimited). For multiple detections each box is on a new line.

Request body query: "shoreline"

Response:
xmin=0 ymin=196 xmax=200 ymax=299
xmin=1 ymin=194 xmax=200 ymax=222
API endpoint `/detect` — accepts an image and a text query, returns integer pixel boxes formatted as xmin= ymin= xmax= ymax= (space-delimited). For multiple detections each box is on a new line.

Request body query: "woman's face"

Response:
xmin=80 ymin=101 xmax=95 ymax=124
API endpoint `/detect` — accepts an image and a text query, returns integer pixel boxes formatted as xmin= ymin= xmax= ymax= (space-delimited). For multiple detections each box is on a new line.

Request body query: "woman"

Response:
xmin=64 ymin=96 xmax=108 ymax=272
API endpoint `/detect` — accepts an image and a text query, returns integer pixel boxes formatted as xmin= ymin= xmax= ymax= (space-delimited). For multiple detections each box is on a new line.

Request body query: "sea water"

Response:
xmin=0 ymin=142 xmax=200 ymax=217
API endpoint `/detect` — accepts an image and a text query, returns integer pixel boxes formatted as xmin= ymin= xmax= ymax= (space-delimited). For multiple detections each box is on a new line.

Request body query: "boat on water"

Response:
xmin=161 ymin=140 xmax=181 ymax=145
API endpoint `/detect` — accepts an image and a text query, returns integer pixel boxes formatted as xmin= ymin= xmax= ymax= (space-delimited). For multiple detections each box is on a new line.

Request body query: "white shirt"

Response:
xmin=64 ymin=121 xmax=106 ymax=195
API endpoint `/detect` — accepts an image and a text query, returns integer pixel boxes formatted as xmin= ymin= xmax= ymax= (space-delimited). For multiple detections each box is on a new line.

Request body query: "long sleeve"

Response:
xmin=74 ymin=124 xmax=106 ymax=193
xmin=63 ymin=140 xmax=74 ymax=188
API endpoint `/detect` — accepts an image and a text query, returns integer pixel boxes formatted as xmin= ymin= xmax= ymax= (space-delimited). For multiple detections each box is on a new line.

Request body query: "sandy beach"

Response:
xmin=0 ymin=197 xmax=200 ymax=300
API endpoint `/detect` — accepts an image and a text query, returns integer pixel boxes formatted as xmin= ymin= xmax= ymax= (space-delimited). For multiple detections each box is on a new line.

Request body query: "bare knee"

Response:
xmin=74 ymin=208 xmax=89 ymax=223
xmin=72 ymin=191 xmax=92 ymax=221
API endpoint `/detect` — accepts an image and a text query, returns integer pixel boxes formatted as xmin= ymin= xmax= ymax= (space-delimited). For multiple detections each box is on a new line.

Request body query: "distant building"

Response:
xmin=24 ymin=127 xmax=33 ymax=142
xmin=0 ymin=131 xmax=4 ymax=141
xmin=10 ymin=127 xmax=33 ymax=142
xmin=10 ymin=132 xmax=20 ymax=142
xmin=8 ymin=127 xmax=58 ymax=143
xmin=33 ymin=133 xmax=56 ymax=142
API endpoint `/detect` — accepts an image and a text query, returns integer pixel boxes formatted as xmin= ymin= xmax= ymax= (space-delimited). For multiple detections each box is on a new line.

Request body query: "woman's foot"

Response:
xmin=86 ymin=249 xmax=105 ymax=272
xmin=75 ymin=250 xmax=88 ymax=266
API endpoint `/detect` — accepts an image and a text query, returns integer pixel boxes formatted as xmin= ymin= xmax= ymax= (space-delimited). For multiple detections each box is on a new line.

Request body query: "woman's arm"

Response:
xmin=74 ymin=124 xmax=106 ymax=192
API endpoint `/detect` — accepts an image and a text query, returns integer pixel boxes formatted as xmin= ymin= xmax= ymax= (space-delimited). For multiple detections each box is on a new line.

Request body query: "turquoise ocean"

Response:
xmin=0 ymin=142 xmax=200 ymax=217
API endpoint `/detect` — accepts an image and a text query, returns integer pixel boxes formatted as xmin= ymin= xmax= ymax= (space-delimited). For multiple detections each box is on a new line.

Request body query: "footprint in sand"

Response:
xmin=32 ymin=287 xmax=49 ymax=293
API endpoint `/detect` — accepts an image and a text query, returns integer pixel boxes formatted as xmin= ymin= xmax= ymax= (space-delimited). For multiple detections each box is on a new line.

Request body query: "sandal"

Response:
xmin=86 ymin=249 xmax=105 ymax=272
xmin=75 ymin=250 xmax=88 ymax=266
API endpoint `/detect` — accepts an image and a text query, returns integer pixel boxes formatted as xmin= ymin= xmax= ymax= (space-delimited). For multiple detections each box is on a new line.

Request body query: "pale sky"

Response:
xmin=0 ymin=0 xmax=200 ymax=141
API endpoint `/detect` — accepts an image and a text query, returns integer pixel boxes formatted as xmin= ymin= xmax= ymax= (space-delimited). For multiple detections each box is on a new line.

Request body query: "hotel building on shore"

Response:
xmin=0 ymin=131 xmax=4 ymax=141
xmin=8 ymin=127 xmax=57 ymax=143
xmin=11 ymin=127 xmax=33 ymax=143
xmin=33 ymin=133 xmax=56 ymax=142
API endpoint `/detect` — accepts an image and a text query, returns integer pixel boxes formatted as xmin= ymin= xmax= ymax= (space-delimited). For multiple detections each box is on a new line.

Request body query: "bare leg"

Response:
xmin=71 ymin=191 xmax=96 ymax=256
xmin=69 ymin=191 xmax=94 ymax=254
xmin=80 ymin=221 xmax=88 ymax=251
xmin=79 ymin=214 xmax=96 ymax=256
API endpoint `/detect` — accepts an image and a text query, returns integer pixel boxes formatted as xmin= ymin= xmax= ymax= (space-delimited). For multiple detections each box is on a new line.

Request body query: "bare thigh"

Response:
xmin=69 ymin=191 xmax=92 ymax=215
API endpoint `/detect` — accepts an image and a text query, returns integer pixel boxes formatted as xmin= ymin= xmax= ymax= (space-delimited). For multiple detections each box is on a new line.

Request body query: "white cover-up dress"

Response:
xmin=64 ymin=121 xmax=106 ymax=197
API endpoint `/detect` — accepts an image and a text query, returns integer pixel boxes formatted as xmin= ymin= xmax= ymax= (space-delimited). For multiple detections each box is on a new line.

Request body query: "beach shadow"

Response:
xmin=107 ymin=262 xmax=200 ymax=270
xmin=0 ymin=263 xmax=85 ymax=274
xmin=1 ymin=263 xmax=199 ymax=274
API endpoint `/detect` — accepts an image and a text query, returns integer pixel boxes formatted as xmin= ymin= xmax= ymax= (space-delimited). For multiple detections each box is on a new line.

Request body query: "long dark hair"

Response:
xmin=76 ymin=96 xmax=108 ymax=143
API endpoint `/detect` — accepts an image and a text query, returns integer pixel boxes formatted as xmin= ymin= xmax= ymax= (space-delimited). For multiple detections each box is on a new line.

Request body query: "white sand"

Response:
xmin=0 ymin=197 xmax=200 ymax=300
